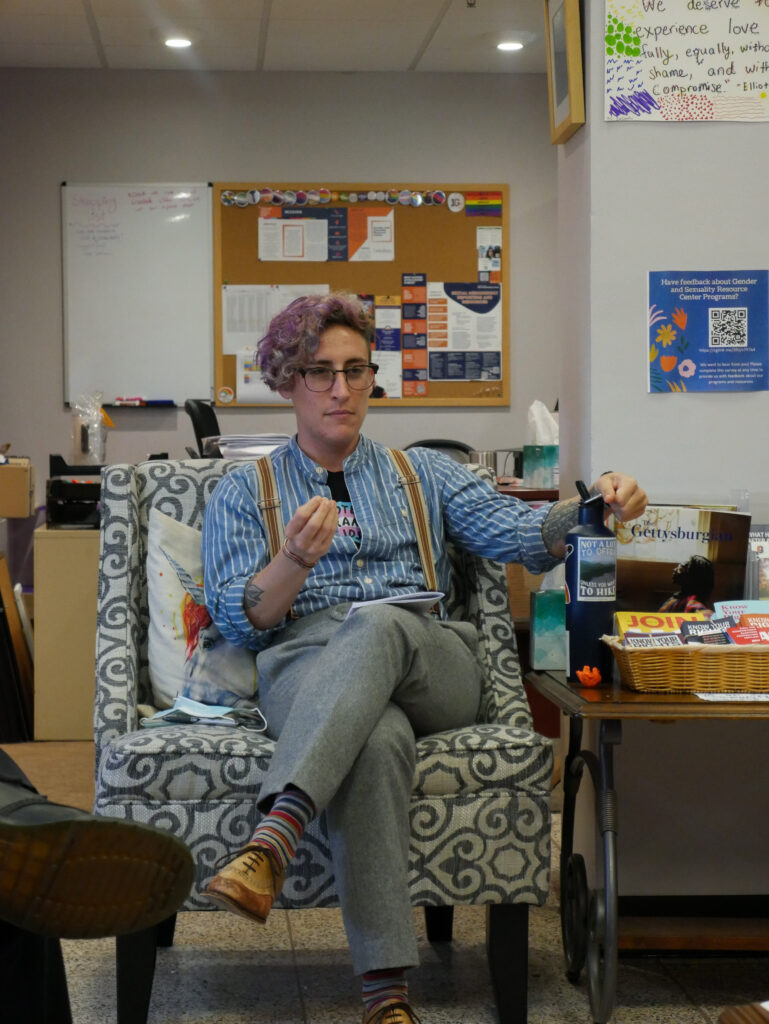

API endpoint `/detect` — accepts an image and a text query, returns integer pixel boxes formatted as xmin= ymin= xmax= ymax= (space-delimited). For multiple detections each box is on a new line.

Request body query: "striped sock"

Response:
xmin=361 ymin=968 xmax=408 ymax=1016
xmin=249 ymin=788 xmax=315 ymax=871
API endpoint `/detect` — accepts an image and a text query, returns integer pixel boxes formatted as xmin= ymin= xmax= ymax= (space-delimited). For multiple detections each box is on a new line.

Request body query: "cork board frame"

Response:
xmin=213 ymin=182 xmax=509 ymax=408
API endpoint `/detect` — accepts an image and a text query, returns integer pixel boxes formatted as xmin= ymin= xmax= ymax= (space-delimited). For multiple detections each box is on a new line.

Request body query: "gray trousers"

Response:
xmin=255 ymin=602 xmax=483 ymax=976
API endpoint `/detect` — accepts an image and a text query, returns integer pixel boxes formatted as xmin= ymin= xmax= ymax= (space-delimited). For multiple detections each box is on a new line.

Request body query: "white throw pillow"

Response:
xmin=146 ymin=508 xmax=257 ymax=709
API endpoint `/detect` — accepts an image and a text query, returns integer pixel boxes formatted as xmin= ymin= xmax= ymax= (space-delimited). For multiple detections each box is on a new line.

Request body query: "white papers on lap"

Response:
xmin=345 ymin=592 xmax=443 ymax=620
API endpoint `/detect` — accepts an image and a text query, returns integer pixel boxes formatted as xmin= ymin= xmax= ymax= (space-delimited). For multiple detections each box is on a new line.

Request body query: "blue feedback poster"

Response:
xmin=648 ymin=271 xmax=769 ymax=393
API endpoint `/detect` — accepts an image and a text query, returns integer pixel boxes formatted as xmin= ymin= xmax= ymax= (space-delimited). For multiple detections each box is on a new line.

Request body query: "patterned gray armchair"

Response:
xmin=94 ymin=458 xmax=553 ymax=1024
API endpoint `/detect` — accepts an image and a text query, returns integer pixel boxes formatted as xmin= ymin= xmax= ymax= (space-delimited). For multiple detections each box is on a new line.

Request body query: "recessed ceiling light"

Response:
xmin=497 ymin=41 xmax=523 ymax=51
xmin=165 ymin=37 xmax=192 ymax=49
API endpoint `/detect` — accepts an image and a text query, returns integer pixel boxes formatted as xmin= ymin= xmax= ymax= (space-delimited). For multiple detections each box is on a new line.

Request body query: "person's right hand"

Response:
xmin=284 ymin=496 xmax=338 ymax=565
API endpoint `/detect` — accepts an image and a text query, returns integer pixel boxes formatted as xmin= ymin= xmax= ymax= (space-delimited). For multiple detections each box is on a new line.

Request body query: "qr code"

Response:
xmin=709 ymin=307 xmax=748 ymax=348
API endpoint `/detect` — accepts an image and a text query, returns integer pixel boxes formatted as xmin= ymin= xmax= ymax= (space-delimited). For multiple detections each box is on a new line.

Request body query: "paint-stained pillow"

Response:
xmin=146 ymin=508 xmax=257 ymax=709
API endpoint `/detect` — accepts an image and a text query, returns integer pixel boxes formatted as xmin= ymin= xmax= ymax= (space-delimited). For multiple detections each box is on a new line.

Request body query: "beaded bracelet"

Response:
xmin=281 ymin=538 xmax=317 ymax=570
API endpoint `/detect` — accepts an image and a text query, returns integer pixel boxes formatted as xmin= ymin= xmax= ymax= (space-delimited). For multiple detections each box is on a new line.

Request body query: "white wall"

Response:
xmin=0 ymin=69 xmax=558 ymax=502
xmin=558 ymin=7 xmax=769 ymax=506
xmin=559 ymin=4 xmax=769 ymax=898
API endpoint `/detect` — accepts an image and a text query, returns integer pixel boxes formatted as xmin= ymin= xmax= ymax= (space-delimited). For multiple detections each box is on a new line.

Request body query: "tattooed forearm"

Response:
xmin=541 ymin=497 xmax=580 ymax=556
xmin=243 ymin=580 xmax=265 ymax=609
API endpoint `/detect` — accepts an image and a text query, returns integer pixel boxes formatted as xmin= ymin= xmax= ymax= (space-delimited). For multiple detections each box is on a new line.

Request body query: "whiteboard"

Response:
xmin=62 ymin=183 xmax=213 ymax=406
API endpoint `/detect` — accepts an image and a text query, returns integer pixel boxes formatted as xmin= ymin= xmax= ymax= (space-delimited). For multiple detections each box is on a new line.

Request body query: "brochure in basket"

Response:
xmin=614 ymin=610 xmax=708 ymax=639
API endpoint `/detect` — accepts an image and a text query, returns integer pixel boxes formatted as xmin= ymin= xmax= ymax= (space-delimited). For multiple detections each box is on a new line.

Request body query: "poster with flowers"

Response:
xmin=648 ymin=270 xmax=769 ymax=393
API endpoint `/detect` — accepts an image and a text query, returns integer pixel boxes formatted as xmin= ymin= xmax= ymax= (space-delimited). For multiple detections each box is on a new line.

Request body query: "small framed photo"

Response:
xmin=544 ymin=0 xmax=585 ymax=145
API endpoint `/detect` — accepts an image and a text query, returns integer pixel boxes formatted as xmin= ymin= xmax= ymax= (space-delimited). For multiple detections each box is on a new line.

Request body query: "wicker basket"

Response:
xmin=603 ymin=636 xmax=769 ymax=693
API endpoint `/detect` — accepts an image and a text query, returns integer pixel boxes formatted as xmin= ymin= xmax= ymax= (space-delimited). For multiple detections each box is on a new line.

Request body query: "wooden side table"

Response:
xmin=525 ymin=669 xmax=769 ymax=1024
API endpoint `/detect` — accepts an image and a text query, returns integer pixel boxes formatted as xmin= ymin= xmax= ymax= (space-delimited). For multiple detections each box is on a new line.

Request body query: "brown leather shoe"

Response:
xmin=362 ymin=1000 xmax=422 ymax=1024
xmin=202 ymin=843 xmax=285 ymax=924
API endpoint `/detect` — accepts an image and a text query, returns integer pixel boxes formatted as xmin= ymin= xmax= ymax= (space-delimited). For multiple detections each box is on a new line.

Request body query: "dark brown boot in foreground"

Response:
xmin=0 ymin=797 xmax=194 ymax=939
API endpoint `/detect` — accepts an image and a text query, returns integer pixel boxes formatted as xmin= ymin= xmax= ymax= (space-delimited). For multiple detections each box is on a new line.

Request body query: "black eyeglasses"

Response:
xmin=297 ymin=363 xmax=379 ymax=392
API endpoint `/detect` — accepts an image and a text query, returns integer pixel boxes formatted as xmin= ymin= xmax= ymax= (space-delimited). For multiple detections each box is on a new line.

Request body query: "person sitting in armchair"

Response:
xmin=201 ymin=291 xmax=648 ymax=1024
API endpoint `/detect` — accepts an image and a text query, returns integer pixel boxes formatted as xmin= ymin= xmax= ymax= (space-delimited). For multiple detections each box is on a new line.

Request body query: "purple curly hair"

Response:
xmin=257 ymin=292 xmax=375 ymax=391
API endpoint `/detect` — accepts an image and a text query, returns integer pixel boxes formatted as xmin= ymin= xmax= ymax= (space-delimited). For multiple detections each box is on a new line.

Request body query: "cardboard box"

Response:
xmin=506 ymin=562 xmax=546 ymax=619
xmin=0 ymin=459 xmax=35 ymax=518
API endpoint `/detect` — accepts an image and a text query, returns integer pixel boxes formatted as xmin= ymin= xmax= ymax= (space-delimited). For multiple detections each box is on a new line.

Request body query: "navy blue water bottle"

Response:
xmin=564 ymin=481 xmax=617 ymax=684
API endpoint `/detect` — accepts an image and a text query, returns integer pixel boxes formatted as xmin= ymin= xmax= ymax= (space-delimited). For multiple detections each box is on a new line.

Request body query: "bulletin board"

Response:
xmin=213 ymin=182 xmax=509 ymax=407
xmin=62 ymin=183 xmax=213 ymax=407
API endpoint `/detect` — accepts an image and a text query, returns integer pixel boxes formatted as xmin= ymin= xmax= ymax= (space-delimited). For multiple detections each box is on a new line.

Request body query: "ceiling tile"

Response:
xmin=91 ymin=0 xmax=265 ymax=17
xmin=264 ymin=19 xmax=429 ymax=72
xmin=0 ymin=0 xmax=550 ymax=74
xmin=266 ymin=0 xmax=445 ymax=22
xmin=0 ymin=1 xmax=85 ymax=12
xmin=97 ymin=15 xmax=261 ymax=48
xmin=420 ymin=0 xmax=544 ymax=73
xmin=0 ymin=12 xmax=94 ymax=46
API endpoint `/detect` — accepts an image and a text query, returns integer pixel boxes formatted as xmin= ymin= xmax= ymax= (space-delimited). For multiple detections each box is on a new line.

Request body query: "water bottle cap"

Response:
xmin=576 ymin=480 xmax=604 ymax=510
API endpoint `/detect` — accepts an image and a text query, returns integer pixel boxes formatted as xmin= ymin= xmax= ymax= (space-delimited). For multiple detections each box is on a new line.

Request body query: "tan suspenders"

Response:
xmin=385 ymin=448 xmax=439 ymax=593
xmin=254 ymin=453 xmax=286 ymax=560
xmin=254 ymin=449 xmax=438 ymax=592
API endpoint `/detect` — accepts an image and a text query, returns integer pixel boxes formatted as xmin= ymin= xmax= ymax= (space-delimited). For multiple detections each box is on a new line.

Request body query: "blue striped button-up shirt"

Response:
xmin=202 ymin=434 xmax=559 ymax=652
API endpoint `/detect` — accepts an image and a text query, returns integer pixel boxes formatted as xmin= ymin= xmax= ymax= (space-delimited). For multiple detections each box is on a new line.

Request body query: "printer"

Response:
xmin=45 ymin=455 xmax=102 ymax=529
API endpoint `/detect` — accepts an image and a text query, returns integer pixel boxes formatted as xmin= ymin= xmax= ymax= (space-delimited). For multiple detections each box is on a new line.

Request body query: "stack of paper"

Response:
xmin=345 ymin=592 xmax=443 ymax=619
xmin=214 ymin=434 xmax=291 ymax=458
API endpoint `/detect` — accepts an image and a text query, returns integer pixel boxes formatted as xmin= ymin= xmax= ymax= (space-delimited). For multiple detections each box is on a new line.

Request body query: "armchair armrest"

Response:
xmin=94 ymin=465 xmax=144 ymax=766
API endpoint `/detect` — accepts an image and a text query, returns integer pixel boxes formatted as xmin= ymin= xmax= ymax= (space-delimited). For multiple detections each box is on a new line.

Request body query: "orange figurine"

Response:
xmin=575 ymin=665 xmax=602 ymax=687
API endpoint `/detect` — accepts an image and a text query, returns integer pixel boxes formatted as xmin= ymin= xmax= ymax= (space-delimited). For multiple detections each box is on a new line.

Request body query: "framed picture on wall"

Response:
xmin=544 ymin=0 xmax=585 ymax=145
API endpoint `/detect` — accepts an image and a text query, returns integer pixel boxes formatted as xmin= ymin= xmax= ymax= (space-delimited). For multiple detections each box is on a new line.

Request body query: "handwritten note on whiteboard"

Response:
xmin=62 ymin=183 xmax=213 ymax=406
xmin=605 ymin=0 xmax=769 ymax=122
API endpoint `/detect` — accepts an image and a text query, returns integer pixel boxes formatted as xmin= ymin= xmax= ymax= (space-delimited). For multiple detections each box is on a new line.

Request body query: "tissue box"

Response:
xmin=530 ymin=589 xmax=566 ymax=670
xmin=0 ymin=458 xmax=35 ymax=518
xmin=523 ymin=445 xmax=558 ymax=488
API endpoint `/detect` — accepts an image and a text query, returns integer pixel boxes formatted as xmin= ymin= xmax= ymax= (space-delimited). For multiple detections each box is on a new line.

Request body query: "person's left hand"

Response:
xmin=592 ymin=472 xmax=647 ymax=523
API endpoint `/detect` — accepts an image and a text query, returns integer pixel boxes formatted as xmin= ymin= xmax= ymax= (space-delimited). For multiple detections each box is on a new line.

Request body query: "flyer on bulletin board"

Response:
xmin=648 ymin=270 xmax=769 ymax=393
xmin=426 ymin=282 xmax=502 ymax=381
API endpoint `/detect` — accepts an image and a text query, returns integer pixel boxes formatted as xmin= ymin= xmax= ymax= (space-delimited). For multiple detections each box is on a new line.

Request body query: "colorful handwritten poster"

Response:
xmin=648 ymin=270 xmax=769 ymax=393
xmin=605 ymin=1 xmax=769 ymax=122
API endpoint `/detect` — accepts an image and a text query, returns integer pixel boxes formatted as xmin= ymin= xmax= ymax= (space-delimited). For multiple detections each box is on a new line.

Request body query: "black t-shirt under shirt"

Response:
xmin=327 ymin=470 xmax=361 ymax=545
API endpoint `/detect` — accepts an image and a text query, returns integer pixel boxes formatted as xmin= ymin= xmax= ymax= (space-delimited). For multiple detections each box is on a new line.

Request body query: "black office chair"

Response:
xmin=183 ymin=399 xmax=221 ymax=457
xmin=405 ymin=438 xmax=474 ymax=463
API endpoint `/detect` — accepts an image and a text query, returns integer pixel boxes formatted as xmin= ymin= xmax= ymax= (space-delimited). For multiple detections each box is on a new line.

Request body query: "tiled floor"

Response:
xmin=60 ymin=810 xmax=769 ymax=1024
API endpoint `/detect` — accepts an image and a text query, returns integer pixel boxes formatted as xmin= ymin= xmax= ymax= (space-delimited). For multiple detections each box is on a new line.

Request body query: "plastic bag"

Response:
xmin=72 ymin=390 xmax=108 ymax=465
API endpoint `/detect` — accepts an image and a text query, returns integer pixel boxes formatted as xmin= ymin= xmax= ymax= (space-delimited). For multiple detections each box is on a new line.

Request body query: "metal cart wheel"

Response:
xmin=563 ymin=852 xmax=589 ymax=982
